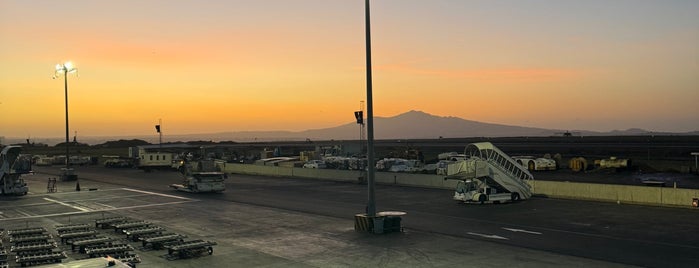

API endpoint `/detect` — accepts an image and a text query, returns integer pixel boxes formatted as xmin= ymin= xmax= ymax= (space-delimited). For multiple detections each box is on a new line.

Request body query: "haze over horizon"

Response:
xmin=2 ymin=0 xmax=698 ymax=138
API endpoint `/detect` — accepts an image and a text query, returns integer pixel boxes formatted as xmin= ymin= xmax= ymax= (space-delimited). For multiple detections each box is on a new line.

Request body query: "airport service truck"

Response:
xmin=1 ymin=146 xmax=30 ymax=195
xmin=444 ymin=142 xmax=533 ymax=204
xmin=170 ymin=160 xmax=226 ymax=193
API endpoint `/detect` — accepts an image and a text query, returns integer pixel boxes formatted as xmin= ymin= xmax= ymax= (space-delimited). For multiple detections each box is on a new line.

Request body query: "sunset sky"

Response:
xmin=1 ymin=0 xmax=698 ymax=140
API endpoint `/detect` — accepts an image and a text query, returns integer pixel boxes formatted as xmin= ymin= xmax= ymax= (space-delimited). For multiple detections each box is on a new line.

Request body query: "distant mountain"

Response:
xmin=298 ymin=110 xmax=555 ymax=140
xmin=6 ymin=111 xmax=697 ymax=146
xmin=180 ymin=110 xmax=696 ymax=141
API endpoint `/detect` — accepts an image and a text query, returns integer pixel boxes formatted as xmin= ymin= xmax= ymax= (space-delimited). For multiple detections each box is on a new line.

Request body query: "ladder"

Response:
xmin=464 ymin=142 xmax=533 ymax=198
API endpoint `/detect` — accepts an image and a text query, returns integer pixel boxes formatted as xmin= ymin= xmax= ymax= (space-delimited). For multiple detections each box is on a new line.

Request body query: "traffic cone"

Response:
xmin=76 ymin=181 xmax=81 ymax=191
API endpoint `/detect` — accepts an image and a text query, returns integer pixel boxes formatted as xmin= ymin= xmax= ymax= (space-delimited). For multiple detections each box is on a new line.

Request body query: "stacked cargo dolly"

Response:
xmin=60 ymin=218 xmax=141 ymax=266
xmin=5 ymin=227 xmax=67 ymax=267
xmin=1 ymin=230 xmax=7 ymax=268
xmin=97 ymin=216 xmax=216 ymax=260
xmin=139 ymin=233 xmax=187 ymax=250
xmin=163 ymin=240 xmax=217 ymax=260
xmin=56 ymin=221 xmax=140 ymax=267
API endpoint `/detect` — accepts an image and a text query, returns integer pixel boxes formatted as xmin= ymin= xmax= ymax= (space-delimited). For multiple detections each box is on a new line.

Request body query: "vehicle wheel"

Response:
xmin=528 ymin=161 xmax=535 ymax=171
xmin=478 ymin=194 xmax=486 ymax=204
xmin=511 ymin=192 xmax=520 ymax=201
xmin=207 ymin=246 xmax=214 ymax=255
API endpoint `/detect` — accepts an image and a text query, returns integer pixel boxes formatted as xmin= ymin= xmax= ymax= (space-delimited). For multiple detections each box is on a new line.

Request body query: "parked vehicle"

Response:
xmin=303 ymin=160 xmax=327 ymax=169
xmin=444 ymin=142 xmax=533 ymax=204
xmin=1 ymin=146 xmax=30 ymax=195
xmin=104 ymin=158 xmax=133 ymax=168
xmin=170 ymin=160 xmax=226 ymax=193
xmin=512 ymin=156 xmax=557 ymax=171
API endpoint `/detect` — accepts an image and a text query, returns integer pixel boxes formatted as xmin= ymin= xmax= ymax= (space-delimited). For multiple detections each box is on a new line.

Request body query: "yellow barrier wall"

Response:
xmin=224 ymin=164 xmax=698 ymax=208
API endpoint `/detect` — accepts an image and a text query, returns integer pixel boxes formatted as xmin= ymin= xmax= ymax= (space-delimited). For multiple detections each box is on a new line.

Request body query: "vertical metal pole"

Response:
xmin=159 ymin=118 xmax=163 ymax=150
xmin=365 ymin=0 xmax=376 ymax=217
xmin=64 ymin=70 xmax=70 ymax=170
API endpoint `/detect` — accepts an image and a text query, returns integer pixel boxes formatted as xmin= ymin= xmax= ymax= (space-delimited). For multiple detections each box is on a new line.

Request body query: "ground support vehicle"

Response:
xmin=70 ymin=236 xmax=113 ymax=253
xmin=170 ymin=172 xmax=226 ymax=193
xmin=164 ymin=240 xmax=216 ymax=260
xmin=95 ymin=217 xmax=129 ymax=229
xmin=303 ymin=160 xmax=326 ymax=169
xmin=512 ymin=156 xmax=557 ymax=171
xmin=445 ymin=142 xmax=533 ymax=204
xmin=1 ymin=247 xmax=7 ymax=268
xmin=139 ymin=233 xmax=186 ymax=250
xmin=84 ymin=244 xmax=134 ymax=258
xmin=123 ymin=226 xmax=164 ymax=242
xmin=5 ymin=227 xmax=67 ymax=267
xmin=170 ymin=160 xmax=226 ymax=193
xmin=0 ymin=146 xmax=30 ymax=195
xmin=104 ymin=158 xmax=134 ymax=168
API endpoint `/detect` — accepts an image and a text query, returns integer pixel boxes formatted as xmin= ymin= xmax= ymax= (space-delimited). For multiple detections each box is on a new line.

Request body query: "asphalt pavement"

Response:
xmin=2 ymin=165 xmax=697 ymax=267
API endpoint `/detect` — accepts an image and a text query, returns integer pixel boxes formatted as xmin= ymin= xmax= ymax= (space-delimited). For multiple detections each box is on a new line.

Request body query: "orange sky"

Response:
xmin=1 ymin=0 xmax=698 ymax=140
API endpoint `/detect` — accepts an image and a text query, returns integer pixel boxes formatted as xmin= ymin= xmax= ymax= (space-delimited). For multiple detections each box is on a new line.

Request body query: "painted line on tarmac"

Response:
xmin=121 ymin=188 xmax=194 ymax=201
xmin=44 ymin=197 xmax=92 ymax=212
xmin=467 ymin=232 xmax=509 ymax=240
xmin=93 ymin=202 xmax=116 ymax=209
xmin=0 ymin=200 xmax=195 ymax=221
xmin=416 ymin=210 xmax=699 ymax=251
xmin=502 ymin=227 xmax=542 ymax=235
xmin=14 ymin=208 xmax=33 ymax=217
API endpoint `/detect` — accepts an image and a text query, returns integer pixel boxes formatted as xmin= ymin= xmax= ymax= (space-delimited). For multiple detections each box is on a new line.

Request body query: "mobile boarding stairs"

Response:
xmin=444 ymin=142 xmax=533 ymax=203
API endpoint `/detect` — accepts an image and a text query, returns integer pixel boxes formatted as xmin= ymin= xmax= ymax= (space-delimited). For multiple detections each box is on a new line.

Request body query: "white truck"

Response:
xmin=445 ymin=142 xmax=533 ymax=204
xmin=452 ymin=179 xmax=514 ymax=204
xmin=170 ymin=160 xmax=226 ymax=193
xmin=512 ymin=156 xmax=557 ymax=171
xmin=1 ymin=146 xmax=30 ymax=195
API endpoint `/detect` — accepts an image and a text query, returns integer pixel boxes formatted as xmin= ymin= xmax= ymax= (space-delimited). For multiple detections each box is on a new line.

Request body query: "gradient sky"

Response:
xmin=1 ymin=0 xmax=698 ymax=139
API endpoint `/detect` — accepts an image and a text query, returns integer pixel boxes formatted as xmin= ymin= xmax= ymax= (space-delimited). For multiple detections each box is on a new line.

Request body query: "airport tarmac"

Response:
xmin=3 ymin=166 xmax=697 ymax=267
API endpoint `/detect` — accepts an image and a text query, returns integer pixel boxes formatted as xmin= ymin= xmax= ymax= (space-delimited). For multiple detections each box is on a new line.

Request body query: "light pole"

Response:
xmin=53 ymin=61 xmax=79 ymax=189
xmin=364 ymin=0 xmax=376 ymax=217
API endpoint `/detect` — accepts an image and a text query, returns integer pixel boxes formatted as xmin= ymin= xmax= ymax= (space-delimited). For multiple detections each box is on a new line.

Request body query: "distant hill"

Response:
xmin=157 ymin=110 xmax=697 ymax=142
xmin=6 ymin=110 xmax=697 ymax=145
xmin=298 ymin=110 xmax=554 ymax=140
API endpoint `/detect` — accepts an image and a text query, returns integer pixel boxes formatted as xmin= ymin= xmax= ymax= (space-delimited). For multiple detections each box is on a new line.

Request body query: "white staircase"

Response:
xmin=446 ymin=142 xmax=532 ymax=199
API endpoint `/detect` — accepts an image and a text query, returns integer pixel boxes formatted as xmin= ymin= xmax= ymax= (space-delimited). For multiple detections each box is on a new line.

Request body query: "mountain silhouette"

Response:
xmin=299 ymin=110 xmax=555 ymax=140
xmin=9 ymin=110 xmax=696 ymax=146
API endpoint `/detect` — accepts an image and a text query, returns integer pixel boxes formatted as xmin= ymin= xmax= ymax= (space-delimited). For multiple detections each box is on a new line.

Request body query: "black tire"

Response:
xmin=511 ymin=192 xmax=520 ymax=201
xmin=478 ymin=194 xmax=486 ymax=204
xmin=207 ymin=246 xmax=214 ymax=255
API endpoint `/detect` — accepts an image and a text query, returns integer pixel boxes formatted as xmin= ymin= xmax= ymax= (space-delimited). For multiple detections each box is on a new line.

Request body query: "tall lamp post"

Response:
xmin=53 ymin=61 xmax=79 ymax=190
xmin=364 ymin=0 xmax=376 ymax=217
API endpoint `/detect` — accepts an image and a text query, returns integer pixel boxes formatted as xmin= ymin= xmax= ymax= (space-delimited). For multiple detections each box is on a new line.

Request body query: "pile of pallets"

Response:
xmin=5 ymin=227 xmax=66 ymax=267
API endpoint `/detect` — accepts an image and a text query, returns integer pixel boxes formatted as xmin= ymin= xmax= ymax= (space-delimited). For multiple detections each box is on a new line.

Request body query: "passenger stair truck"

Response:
xmin=444 ymin=142 xmax=532 ymax=203
xmin=1 ymin=146 xmax=30 ymax=195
